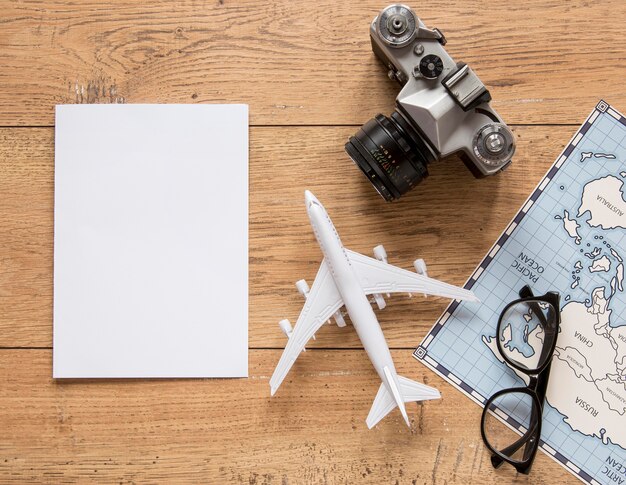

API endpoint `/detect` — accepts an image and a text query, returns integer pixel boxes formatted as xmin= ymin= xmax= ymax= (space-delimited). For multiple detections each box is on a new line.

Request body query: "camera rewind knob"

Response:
xmin=418 ymin=54 xmax=444 ymax=79
xmin=473 ymin=123 xmax=515 ymax=167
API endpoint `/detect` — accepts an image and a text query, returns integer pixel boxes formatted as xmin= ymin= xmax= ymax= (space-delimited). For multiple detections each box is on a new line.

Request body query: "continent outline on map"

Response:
xmin=486 ymin=164 xmax=626 ymax=449
xmin=486 ymin=167 xmax=626 ymax=450
xmin=578 ymin=175 xmax=626 ymax=230
xmin=414 ymin=101 xmax=626 ymax=485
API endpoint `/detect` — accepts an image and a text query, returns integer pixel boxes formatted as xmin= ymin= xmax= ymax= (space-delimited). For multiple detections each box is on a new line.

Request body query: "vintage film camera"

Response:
xmin=345 ymin=4 xmax=515 ymax=201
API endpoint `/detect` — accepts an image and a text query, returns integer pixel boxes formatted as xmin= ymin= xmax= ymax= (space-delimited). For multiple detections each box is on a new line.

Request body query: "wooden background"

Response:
xmin=1 ymin=0 xmax=625 ymax=483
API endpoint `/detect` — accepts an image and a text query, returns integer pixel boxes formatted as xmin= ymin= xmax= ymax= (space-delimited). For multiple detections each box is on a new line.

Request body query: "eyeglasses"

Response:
xmin=480 ymin=285 xmax=561 ymax=475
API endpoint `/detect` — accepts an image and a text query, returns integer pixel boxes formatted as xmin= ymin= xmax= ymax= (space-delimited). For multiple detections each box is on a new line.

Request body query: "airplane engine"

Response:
xmin=295 ymin=280 xmax=317 ymax=338
xmin=373 ymin=244 xmax=388 ymax=263
xmin=413 ymin=259 xmax=428 ymax=297
xmin=333 ymin=310 xmax=346 ymax=327
xmin=279 ymin=319 xmax=293 ymax=338
xmin=372 ymin=245 xmax=388 ymax=309
xmin=280 ymin=318 xmax=311 ymax=350
xmin=413 ymin=259 xmax=428 ymax=276
xmin=295 ymin=279 xmax=310 ymax=298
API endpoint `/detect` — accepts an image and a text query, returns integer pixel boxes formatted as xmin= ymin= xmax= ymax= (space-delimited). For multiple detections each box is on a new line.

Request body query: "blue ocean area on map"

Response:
xmin=415 ymin=103 xmax=626 ymax=485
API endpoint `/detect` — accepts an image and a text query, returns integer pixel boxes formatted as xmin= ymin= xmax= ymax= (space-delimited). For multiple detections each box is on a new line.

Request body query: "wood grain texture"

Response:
xmin=0 ymin=125 xmax=570 ymax=348
xmin=0 ymin=1 xmax=613 ymax=482
xmin=0 ymin=0 xmax=625 ymax=126
xmin=0 ymin=349 xmax=575 ymax=484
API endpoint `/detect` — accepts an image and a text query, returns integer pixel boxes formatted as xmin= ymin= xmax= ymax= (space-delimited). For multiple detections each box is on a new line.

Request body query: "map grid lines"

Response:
xmin=414 ymin=100 xmax=626 ymax=485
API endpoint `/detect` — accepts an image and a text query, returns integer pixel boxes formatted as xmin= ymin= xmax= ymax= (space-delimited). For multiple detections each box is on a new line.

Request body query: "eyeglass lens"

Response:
xmin=498 ymin=299 xmax=557 ymax=372
xmin=483 ymin=390 xmax=540 ymax=463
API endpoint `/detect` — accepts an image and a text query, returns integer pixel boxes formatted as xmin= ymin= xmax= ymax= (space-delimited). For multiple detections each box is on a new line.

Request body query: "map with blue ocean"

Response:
xmin=415 ymin=101 xmax=626 ymax=485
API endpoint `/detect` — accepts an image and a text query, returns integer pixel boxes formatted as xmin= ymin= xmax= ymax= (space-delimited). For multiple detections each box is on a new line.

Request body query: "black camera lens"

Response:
xmin=345 ymin=111 xmax=435 ymax=201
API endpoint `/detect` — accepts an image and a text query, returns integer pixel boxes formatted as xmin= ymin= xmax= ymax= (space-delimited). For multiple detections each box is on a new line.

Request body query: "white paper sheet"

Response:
xmin=53 ymin=104 xmax=248 ymax=378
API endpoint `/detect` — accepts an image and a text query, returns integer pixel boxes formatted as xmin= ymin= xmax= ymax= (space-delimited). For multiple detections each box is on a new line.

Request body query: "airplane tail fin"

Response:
xmin=366 ymin=368 xmax=440 ymax=429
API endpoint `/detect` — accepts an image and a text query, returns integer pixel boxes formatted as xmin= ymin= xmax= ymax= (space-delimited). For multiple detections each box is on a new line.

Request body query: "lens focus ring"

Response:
xmin=345 ymin=111 xmax=434 ymax=201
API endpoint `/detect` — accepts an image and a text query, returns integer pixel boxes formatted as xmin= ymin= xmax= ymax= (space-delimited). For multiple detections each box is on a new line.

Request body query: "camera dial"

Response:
xmin=376 ymin=5 xmax=417 ymax=47
xmin=418 ymin=55 xmax=443 ymax=79
xmin=473 ymin=124 xmax=515 ymax=167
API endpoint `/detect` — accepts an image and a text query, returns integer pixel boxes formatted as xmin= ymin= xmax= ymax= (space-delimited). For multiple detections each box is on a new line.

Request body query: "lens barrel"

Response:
xmin=345 ymin=111 xmax=435 ymax=201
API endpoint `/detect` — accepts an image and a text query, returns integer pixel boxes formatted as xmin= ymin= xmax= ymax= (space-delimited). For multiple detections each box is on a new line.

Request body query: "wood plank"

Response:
xmin=0 ymin=125 xmax=571 ymax=348
xmin=0 ymin=349 xmax=574 ymax=484
xmin=0 ymin=0 xmax=624 ymax=126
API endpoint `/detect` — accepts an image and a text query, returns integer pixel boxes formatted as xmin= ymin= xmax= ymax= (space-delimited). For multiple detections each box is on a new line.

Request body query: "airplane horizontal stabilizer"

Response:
xmin=366 ymin=375 xmax=440 ymax=429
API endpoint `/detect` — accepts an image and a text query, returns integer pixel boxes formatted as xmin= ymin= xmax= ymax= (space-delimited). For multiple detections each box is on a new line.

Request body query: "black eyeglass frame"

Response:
xmin=480 ymin=285 xmax=561 ymax=475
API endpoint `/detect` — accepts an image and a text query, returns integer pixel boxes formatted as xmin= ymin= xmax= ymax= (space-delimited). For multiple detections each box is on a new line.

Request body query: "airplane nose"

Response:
xmin=304 ymin=190 xmax=318 ymax=207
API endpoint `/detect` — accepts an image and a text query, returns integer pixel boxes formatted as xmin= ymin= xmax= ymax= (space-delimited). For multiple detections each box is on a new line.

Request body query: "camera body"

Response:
xmin=346 ymin=4 xmax=515 ymax=201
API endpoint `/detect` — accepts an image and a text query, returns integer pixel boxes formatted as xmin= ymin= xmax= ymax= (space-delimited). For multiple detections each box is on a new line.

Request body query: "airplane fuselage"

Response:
xmin=306 ymin=195 xmax=398 ymax=385
xmin=271 ymin=191 xmax=466 ymax=426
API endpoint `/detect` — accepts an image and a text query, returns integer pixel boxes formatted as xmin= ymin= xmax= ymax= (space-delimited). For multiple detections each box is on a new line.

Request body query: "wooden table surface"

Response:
xmin=2 ymin=1 xmax=625 ymax=483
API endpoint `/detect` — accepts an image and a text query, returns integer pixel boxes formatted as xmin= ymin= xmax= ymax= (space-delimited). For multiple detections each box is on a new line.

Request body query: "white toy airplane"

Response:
xmin=270 ymin=191 xmax=479 ymax=428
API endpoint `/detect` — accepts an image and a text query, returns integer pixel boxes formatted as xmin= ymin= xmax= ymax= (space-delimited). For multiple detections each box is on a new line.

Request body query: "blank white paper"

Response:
xmin=53 ymin=104 xmax=248 ymax=378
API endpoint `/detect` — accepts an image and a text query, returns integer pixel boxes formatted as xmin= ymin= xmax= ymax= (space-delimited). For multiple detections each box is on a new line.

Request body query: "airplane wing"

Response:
xmin=345 ymin=249 xmax=478 ymax=302
xmin=270 ymin=259 xmax=344 ymax=395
